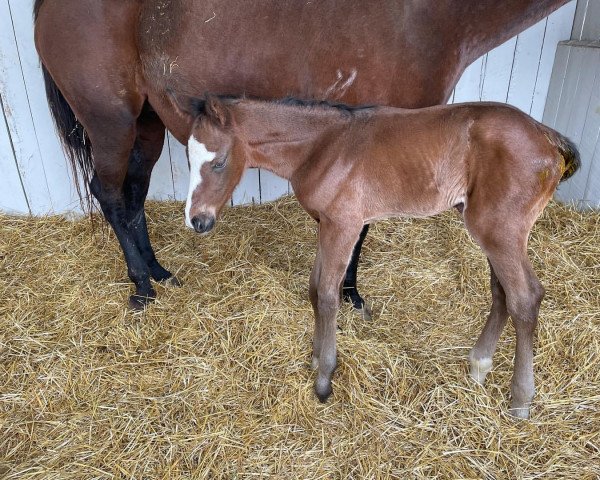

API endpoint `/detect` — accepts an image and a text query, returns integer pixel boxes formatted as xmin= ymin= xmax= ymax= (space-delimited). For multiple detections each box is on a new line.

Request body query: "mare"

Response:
xmin=33 ymin=0 xmax=572 ymax=309
xmin=168 ymin=94 xmax=580 ymax=419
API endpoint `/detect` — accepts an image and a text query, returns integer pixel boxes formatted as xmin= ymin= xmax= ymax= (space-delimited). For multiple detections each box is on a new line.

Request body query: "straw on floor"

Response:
xmin=1 ymin=196 xmax=599 ymax=479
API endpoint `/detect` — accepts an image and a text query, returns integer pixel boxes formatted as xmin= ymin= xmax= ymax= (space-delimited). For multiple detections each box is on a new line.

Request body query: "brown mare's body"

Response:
xmin=179 ymin=97 xmax=578 ymax=418
xmin=33 ymin=0 xmax=570 ymax=309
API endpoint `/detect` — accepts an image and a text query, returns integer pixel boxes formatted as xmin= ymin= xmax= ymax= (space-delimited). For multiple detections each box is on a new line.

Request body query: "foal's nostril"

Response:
xmin=191 ymin=214 xmax=215 ymax=234
xmin=191 ymin=216 xmax=202 ymax=232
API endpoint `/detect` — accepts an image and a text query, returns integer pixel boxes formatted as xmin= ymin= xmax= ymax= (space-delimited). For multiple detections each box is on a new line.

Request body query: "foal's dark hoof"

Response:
xmin=315 ymin=380 xmax=333 ymax=403
xmin=160 ymin=275 xmax=182 ymax=288
xmin=128 ymin=293 xmax=155 ymax=311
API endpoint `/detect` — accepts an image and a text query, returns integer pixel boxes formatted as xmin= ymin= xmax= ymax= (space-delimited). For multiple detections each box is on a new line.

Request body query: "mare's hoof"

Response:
xmin=315 ymin=379 xmax=333 ymax=403
xmin=161 ymin=275 xmax=182 ymax=288
xmin=355 ymin=302 xmax=373 ymax=321
xmin=128 ymin=293 xmax=155 ymax=311
xmin=343 ymin=289 xmax=373 ymax=320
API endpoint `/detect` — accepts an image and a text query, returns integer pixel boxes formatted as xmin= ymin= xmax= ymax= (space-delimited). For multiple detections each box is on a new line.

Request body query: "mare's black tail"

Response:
xmin=41 ymin=64 xmax=94 ymax=205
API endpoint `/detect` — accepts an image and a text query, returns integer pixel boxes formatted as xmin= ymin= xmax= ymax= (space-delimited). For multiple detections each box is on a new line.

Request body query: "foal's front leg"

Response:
xmin=312 ymin=221 xmax=363 ymax=402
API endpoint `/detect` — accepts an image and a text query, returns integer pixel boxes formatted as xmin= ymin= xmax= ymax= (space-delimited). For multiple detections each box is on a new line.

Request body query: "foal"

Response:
xmin=171 ymin=93 xmax=579 ymax=419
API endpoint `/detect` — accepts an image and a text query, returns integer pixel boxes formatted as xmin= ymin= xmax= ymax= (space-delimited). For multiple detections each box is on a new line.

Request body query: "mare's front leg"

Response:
xmin=123 ymin=108 xmax=180 ymax=288
xmin=88 ymin=119 xmax=156 ymax=310
xmin=312 ymin=220 xmax=363 ymax=402
xmin=342 ymin=224 xmax=373 ymax=319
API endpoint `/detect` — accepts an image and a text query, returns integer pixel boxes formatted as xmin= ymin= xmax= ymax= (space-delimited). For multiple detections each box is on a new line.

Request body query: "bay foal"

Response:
xmin=173 ymin=94 xmax=579 ymax=418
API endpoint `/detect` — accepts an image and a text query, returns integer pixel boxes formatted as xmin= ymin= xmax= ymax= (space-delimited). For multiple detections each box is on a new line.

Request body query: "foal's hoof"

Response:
xmin=468 ymin=355 xmax=493 ymax=385
xmin=128 ymin=293 xmax=155 ymax=311
xmin=315 ymin=379 xmax=333 ymax=403
xmin=160 ymin=275 xmax=182 ymax=288
xmin=509 ymin=404 xmax=531 ymax=420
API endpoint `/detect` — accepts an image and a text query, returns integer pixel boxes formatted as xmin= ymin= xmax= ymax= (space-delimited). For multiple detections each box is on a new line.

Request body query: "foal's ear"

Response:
xmin=166 ymin=89 xmax=206 ymax=119
xmin=204 ymin=94 xmax=231 ymax=128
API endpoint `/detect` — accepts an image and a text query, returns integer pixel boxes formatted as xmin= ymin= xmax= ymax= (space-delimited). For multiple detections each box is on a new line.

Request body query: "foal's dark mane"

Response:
xmin=193 ymin=93 xmax=376 ymax=125
xmin=207 ymin=94 xmax=375 ymax=115
xmin=277 ymin=97 xmax=376 ymax=115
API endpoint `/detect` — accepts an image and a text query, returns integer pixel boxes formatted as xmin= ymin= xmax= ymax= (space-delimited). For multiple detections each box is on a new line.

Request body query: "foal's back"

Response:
xmin=349 ymin=102 xmax=564 ymax=222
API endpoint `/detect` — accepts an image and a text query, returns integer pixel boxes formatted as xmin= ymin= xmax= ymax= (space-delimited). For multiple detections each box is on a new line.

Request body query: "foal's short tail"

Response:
xmin=543 ymin=128 xmax=581 ymax=183
xmin=41 ymin=64 xmax=94 ymax=207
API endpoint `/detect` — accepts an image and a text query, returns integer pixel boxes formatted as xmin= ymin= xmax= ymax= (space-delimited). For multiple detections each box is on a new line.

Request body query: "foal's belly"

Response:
xmin=362 ymin=180 xmax=466 ymax=223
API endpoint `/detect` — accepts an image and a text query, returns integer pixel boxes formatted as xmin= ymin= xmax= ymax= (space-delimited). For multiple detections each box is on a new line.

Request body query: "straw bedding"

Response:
xmin=0 ymin=196 xmax=598 ymax=479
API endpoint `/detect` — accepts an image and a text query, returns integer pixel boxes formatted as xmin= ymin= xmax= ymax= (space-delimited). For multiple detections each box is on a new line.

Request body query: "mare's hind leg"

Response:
xmin=123 ymin=107 xmax=180 ymax=287
xmin=465 ymin=211 xmax=544 ymax=419
xmin=342 ymin=224 xmax=372 ymax=319
xmin=469 ymin=260 xmax=509 ymax=384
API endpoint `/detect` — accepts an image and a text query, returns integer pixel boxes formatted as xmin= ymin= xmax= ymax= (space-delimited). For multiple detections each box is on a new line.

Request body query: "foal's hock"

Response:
xmin=178 ymin=95 xmax=580 ymax=419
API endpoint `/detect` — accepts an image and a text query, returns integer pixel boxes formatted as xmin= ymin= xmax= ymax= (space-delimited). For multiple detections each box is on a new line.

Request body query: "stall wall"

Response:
xmin=544 ymin=0 xmax=600 ymax=208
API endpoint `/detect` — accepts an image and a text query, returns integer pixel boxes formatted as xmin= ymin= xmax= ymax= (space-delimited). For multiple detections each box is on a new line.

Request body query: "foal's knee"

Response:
xmin=317 ymin=289 xmax=340 ymax=316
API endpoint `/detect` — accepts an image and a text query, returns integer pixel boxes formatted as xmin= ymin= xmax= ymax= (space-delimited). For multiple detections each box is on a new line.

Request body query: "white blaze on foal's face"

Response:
xmin=185 ymin=135 xmax=216 ymax=228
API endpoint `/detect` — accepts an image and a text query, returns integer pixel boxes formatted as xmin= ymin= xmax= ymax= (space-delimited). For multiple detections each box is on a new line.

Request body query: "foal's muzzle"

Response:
xmin=191 ymin=213 xmax=215 ymax=234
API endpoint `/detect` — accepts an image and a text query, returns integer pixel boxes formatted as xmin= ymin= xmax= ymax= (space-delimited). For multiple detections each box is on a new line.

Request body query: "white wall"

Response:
xmin=0 ymin=0 xmax=577 ymax=215
xmin=544 ymin=0 xmax=600 ymax=208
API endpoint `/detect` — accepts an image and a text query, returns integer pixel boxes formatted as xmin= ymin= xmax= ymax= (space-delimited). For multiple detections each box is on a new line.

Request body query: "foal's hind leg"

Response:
xmin=123 ymin=107 xmax=180 ymax=287
xmin=490 ymin=253 xmax=543 ymax=419
xmin=309 ymin=245 xmax=323 ymax=370
xmin=465 ymin=210 xmax=544 ymax=419
xmin=469 ymin=261 xmax=509 ymax=384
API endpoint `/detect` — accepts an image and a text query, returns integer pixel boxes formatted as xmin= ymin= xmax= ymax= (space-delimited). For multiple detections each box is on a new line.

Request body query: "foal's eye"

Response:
xmin=212 ymin=155 xmax=228 ymax=171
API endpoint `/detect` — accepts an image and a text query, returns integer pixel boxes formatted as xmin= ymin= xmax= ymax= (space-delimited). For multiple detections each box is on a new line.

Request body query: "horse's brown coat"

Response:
xmin=178 ymin=96 xmax=579 ymax=418
xmin=33 ymin=0 xmax=570 ymax=308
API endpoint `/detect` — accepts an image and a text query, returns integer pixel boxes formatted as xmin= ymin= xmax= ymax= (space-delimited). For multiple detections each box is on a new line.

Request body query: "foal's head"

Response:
xmin=170 ymin=94 xmax=245 ymax=234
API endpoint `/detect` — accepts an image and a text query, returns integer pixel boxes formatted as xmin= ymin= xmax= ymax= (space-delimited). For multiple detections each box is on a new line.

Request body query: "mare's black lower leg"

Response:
xmin=90 ymin=174 xmax=156 ymax=309
xmin=342 ymin=224 xmax=370 ymax=315
xmin=123 ymin=152 xmax=171 ymax=282
xmin=123 ymin=108 xmax=179 ymax=286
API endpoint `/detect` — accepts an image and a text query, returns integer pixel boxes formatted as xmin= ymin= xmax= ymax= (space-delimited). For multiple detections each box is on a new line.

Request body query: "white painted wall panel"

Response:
xmin=546 ymin=41 xmax=600 ymax=207
xmin=147 ymin=140 xmax=176 ymax=201
xmin=6 ymin=0 xmax=81 ymax=213
xmin=168 ymin=134 xmax=189 ymax=202
xmin=452 ymin=57 xmax=485 ymax=104
xmin=583 ymin=131 xmax=600 ymax=206
xmin=480 ymin=38 xmax=518 ymax=103
xmin=0 ymin=0 xmax=53 ymax=214
xmin=232 ymin=169 xmax=261 ymax=206
xmin=0 ymin=99 xmax=29 ymax=213
xmin=572 ymin=0 xmax=600 ymax=41
xmin=530 ymin=2 xmax=579 ymax=120
xmin=506 ymin=20 xmax=549 ymax=113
